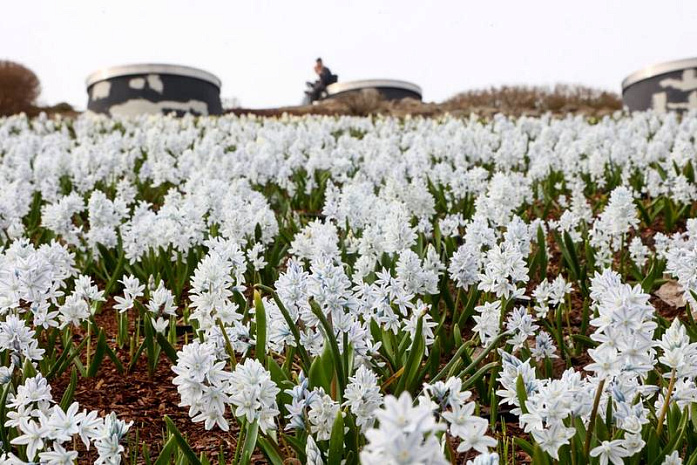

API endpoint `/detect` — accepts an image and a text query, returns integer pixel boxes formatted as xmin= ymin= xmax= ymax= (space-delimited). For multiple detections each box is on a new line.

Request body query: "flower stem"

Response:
xmin=583 ymin=377 xmax=605 ymax=457
xmin=656 ymin=368 xmax=677 ymax=437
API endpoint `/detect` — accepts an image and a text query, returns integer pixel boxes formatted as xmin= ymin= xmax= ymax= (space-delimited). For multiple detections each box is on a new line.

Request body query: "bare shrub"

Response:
xmin=0 ymin=60 xmax=41 ymax=116
xmin=336 ymin=89 xmax=385 ymax=116
xmin=444 ymin=84 xmax=622 ymax=116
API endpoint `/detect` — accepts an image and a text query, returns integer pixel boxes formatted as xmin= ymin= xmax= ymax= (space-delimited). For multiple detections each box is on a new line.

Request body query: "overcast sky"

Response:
xmin=5 ymin=0 xmax=697 ymax=109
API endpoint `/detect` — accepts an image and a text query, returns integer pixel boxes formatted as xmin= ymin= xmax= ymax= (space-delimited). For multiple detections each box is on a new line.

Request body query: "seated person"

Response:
xmin=305 ymin=58 xmax=337 ymax=102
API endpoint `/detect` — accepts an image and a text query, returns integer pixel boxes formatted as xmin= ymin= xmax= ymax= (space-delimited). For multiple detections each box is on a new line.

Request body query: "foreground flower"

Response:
xmin=360 ymin=392 xmax=448 ymax=465
xmin=11 ymin=418 xmax=46 ymax=461
xmin=228 ymin=358 xmax=281 ymax=433
xmin=590 ymin=440 xmax=630 ymax=465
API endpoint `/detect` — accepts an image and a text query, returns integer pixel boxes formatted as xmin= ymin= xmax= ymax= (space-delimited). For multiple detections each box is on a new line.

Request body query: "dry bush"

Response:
xmin=336 ymin=89 xmax=385 ymax=116
xmin=444 ymin=84 xmax=622 ymax=116
xmin=228 ymin=84 xmax=622 ymax=119
xmin=0 ymin=60 xmax=41 ymax=116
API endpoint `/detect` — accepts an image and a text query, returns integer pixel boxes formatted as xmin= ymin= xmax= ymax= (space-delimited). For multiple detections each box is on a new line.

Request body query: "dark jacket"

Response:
xmin=319 ymin=67 xmax=337 ymax=86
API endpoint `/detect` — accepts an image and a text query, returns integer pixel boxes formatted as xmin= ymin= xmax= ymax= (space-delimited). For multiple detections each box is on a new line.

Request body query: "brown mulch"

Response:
xmin=50 ymin=307 xmax=266 ymax=465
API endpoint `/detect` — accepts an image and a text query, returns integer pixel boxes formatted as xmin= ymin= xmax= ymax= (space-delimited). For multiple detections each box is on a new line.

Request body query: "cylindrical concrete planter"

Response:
xmin=325 ymin=79 xmax=422 ymax=101
xmin=86 ymin=64 xmax=222 ymax=117
xmin=622 ymin=58 xmax=697 ymax=112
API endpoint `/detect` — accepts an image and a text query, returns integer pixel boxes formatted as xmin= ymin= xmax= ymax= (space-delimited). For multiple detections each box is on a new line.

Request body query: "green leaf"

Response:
xmin=516 ymin=374 xmax=529 ymax=415
xmin=22 ymin=356 xmax=37 ymax=380
xmin=267 ymin=356 xmax=290 ymax=383
xmin=255 ymin=284 xmax=311 ymax=371
xmin=103 ymin=241 xmax=126 ymax=304
xmin=570 ymin=334 xmax=597 ymax=349
xmin=396 ymin=316 xmax=424 ymax=395
xmin=128 ymin=338 xmax=147 ymax=373
xmin=155 ymin=331 xmax=179 ymax=364
xmin=532 ymin=443 xmax=551 ymax=465
xmin=661 ymin=406 xmax=690 ymax=457
xmin=164 ymin=416 xmax=202 ymax=465
xmin=514 ymin=437 xmax=535 ymax=458
xmin=254 ymin=291 xmax=267 ymax=365
xmin=563 ymin=231 xmax=581 ymax=278
xmin=461 ymin=362 xmax=498 ymax=390
xmin=310 ymin=301 xmax=346 ymax=400
xmin=457 ymin=332 xmax=507 ymax=378
xmin=143 ymin=314 xmax=158 ymax=376
xmin=46 ymin=334 xmax=90 ymax=380
xmin=240 ymin=420 xmax=260 ymax=465
xmin=687 ymin=451 xmax=697 ymax=465
xmin=153 ymin=435 xmax=177 ymax=465
xmin=59 ymin=367 xmax=78 ymax=411
xmin=87 ymin=329 xmax=108 ymax=377
xmin=0 ymin=383 xmax=12 ymax=449
xmin=432 ymin=340 xmax=472 ymax=383
xmin=257 ymin=437 xmax=284 ymax=465
xmin=281 ymin=433 xmax=307 ymax=463
xmin=142 ymin=442 xmax=152 ymax=465
xmin=309 ymin=344 xmax=334 ymax=393
xmin=328 ymin=411 xmax=345 ymax=465
xmin=104 ymin=339 xmax=125 ymax=374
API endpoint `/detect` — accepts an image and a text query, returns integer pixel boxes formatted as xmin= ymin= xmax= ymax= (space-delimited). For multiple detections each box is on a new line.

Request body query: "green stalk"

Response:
xmin=85 ymin=319 xmax=92 ymax=368
xmin=233 ymin=418 xmax=246 ymax=465
xmin=583 ymin=378 xmax=606 ymax=457
xmin=656 ymin=368 xmax=677 ymax=437
xmin=254 ymin=284 xmax=311 ymax=371
xmin=310 ymin=301 xmax=346 ymax=401
xmin=431 ymin=340 xmax=474 ymax=383
xmin=217 ymin=319 xmax=237 ymax=368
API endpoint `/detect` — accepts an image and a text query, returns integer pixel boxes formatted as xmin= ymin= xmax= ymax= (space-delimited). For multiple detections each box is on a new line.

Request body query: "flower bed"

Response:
xmin=0 ymin=110 xmax=695 ymax=464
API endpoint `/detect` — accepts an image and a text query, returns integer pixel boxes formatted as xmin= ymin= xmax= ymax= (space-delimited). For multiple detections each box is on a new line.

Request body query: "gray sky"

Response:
xmin=5 ymin=0 xmax=697 ymax=109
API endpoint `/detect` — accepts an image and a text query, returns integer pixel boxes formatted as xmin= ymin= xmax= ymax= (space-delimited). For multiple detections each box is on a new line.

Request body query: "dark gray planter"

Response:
xmin=86 ymin=64 xmax=222 ymax=117
xmin=325 ymin=79 xmax=422 ymax=101
xmin=622 ymin=58 xmax=697 ymax=112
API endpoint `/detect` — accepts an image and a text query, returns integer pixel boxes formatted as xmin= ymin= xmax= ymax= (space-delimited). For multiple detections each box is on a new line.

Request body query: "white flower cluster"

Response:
xmin=172 ymin=341 xmax=280 ymax=433
xmin=3 ymin=374 xmax=131 ymax=464
xmin=424 ymin=377 xmax=496 ymax=454
xmin=665 ymin=219 xmax=697 ymax=308
xmin=493 ymin=269 xmax=687 ymax=462
xmin=360 ymin=392 xmax=448 ymax=465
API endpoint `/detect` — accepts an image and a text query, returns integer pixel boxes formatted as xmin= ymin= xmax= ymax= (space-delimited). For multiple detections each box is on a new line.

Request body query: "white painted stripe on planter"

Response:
xmin=622 ymin=57 xmax=697 ymax=90
xmin=86 ymin=64 xmax=221 ymax=89
xmin=326 ymin=79 xmax=422 ymax=97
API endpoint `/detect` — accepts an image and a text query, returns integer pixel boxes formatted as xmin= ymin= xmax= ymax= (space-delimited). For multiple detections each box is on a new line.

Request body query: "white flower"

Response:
xmin=46 ymin=402 xmax=81 ymax=442
xmin=38 ymin=443 xmax=79 ymax=465
xmin=152 ymin=316 xmax=169 ymax=334
xmin=58 ymin=294 xmax=90 ymax=328
xmin=466 ymin=452 xmax=500 ymax=465
xmin=343 ymin=366 xmax=383 ymax=431
xmin=586 ymin=348 xmax=622 ymax=379
xmin=360 ymin=392 xmax=448 ymax=465
xmin=662 ymin=450 xmax=683 ymax=465
xmin=306 ymin=435 xmax=324 ymax=465
xmin=11 ymin=418 xmax=46 ymax=460
xmin=530 ymin=423 xmax=575 ymax=460
xmin=308 ymin=389 xmax=340 ymax=441
xmin=147 ymin=283 xmax=176 ymax=317
xmin=590 ymin=440 xmax=630 ymax=465
xmin=228 ymin=358 xmax=280 ymax=433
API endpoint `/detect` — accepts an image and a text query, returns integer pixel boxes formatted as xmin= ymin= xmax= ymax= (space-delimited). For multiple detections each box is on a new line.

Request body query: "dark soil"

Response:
xmin=50 ymin=305 xmax=266 ymax=465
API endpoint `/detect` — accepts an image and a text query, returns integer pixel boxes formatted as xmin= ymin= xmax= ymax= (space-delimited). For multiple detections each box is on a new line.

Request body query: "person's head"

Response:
xmin=314 ymin=58 xmax=323 ymax=74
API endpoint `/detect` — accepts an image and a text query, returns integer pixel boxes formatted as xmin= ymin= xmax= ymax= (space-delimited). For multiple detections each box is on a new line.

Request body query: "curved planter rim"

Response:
xmin=86 ymin=64 xmax=222 ymax=89
xmin=326 ymin=79 xmax=422 ymax=97
xmin=622 ymin=57 xmax=697 ymax=91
